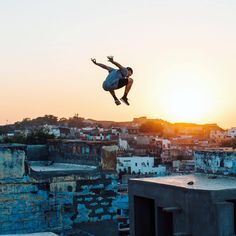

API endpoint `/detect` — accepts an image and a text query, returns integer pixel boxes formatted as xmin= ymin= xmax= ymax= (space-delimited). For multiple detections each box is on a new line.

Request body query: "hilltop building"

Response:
xmin=227 ymin=127 xmax=236 ymax=138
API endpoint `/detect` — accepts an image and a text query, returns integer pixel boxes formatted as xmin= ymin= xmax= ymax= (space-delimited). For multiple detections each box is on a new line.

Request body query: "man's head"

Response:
xmin=127 ymin=67 xmax=133 ymax=76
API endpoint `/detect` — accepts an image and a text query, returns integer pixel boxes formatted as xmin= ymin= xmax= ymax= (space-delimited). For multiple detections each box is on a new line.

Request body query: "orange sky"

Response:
xmin=0 ymin=1 xmax=236 ymax=129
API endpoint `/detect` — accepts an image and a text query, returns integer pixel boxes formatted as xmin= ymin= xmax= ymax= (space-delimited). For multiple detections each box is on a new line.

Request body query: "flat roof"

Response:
xmin=131 ymin=174 xmax=236 ymax=191
xmin=29 ymin=162 xmax=97 ymax=172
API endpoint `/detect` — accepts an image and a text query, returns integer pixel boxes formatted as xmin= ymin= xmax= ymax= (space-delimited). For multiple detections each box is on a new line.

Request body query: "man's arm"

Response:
xmin=91 ymin=58 xmax=112 ymax=71
xmin=107 ymin=56 xmax=125 ymax=70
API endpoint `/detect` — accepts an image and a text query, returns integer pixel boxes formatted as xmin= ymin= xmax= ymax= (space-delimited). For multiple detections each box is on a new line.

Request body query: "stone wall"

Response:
xmin=0 ymin=173 xmax=118 ymax=234
xmin=194 ymin=150 xmax=236 ymax=175
xmin=0 ymin=145 xmax=118 ymax=234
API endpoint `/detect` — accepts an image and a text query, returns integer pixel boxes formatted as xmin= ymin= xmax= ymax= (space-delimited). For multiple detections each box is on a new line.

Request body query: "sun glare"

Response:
xmin=158 ymin=67 xmax=214 ymax=123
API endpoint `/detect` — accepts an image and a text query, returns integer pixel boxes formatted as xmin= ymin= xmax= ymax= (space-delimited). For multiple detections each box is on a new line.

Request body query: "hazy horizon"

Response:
xmin=1 ymin=1 xmax=236 ymax=129
xmin=0 ymin=113 xmax=232 ymax=130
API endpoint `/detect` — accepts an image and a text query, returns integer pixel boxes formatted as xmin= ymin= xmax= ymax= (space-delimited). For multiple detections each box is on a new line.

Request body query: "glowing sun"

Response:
xmin=159 ymin=68 xmax=213 ymax=123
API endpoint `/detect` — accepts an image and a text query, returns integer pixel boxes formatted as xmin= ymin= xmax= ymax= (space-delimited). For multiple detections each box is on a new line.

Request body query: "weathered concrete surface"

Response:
xmin=0 ymin=144 xmax=26 ymax=179
xmin=129 ymin=174 xmax=236 ymax=236
xmin=101 ymin=145 xmax=118 ymax=170
xmin=138 ymin=174 xmax=236 ymax=190
xmin=29 ymin=162 xmax=97 ymax=172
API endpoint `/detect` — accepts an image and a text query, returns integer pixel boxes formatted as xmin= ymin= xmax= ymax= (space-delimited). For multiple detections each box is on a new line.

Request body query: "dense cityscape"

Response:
xmin=1 ymin=0 xmax=236 ymax=235
xmin=0 ymin=115 xmax=236 ymax=235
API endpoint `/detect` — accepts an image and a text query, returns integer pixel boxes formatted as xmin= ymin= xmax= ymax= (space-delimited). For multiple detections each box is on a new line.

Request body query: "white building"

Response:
xmin=162 ymin=139 xmax=171 ymax=148
xmin=48 ymin=127 xmax=60 ymax=138
xmin=227 ymin=127 xmax=236 ymax=138
xmin=117 ymin=156 xmax=166 ymax=175
xmin=119 ymin=138 xmax=129 ymax=150
xmin=156 ymin=138 xmax=171 ymax=149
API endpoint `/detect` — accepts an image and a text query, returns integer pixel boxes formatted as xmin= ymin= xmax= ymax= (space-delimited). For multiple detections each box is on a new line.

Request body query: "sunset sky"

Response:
xmin=0 ymin=0 xmax=236 ymax=128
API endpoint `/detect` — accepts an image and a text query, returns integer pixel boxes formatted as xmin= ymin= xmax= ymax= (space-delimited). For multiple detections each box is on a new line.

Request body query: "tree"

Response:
xmin=26 ymin=128 xmax=55 ymax=144
xmin=33 ymin=115 xmax=58 ymax=125
xmin=3 ymin=128 xmax=55 ymax=144
xmin=67 ymin=114 xmax=85 ymax=128
xmin=139 ymin=121 xmax=163 ymax=135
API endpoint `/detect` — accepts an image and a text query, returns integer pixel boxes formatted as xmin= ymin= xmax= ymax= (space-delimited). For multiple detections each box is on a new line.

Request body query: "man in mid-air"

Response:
xmin=91 ymin=56 xmax=133 ymax=105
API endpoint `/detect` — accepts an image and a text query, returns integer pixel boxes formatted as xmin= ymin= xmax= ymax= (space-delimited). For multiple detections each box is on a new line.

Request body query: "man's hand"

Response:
xmin=107 ymin=56 xmax=124 ymax=70
xmin=107 ymin=56 xmax=114 ymax=62
xmin=91 ymin=58 xmax=97 ymax=64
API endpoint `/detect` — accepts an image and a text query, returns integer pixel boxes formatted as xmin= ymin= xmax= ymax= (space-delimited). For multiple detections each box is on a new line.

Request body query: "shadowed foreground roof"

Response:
xmin=132 ymin=174 xmax=236 ymax=191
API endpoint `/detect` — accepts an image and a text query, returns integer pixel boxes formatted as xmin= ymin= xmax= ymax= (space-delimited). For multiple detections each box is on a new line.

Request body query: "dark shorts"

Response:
xmin=117 ymin=78 xmax=128 ymax=89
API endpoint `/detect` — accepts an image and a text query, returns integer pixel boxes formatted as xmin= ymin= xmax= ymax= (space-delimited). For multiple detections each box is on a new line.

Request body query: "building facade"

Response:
xmin=117 ymin=156 xmax=166 ymax=175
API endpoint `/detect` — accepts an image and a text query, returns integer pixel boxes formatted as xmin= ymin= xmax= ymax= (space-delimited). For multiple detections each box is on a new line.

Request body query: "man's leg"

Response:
xmin=120 ymin=78 xmax=133 ymax=105
xmin=109 ymin=91 xmax=121 ymax=105
xmin=123 ymin=78 xmax=133 ymax=96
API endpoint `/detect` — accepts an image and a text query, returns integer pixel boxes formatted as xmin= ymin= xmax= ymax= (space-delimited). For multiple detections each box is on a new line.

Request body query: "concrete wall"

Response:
xmin=0 ymin=145 xmax=26 ymax=179
xmin=27 ymin=145 xmax=49 ymax=161
xmin=195 ymin=151 xmax=236 ymax=175
xmin=129 ymin=178 xmax=236 ymax=236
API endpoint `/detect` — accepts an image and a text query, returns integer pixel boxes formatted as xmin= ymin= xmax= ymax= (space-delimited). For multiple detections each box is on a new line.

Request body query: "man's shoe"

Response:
xmin=120 ymin=96 xmax=130 ymax=105
xmin=115 ymin=99 xmax=121 ymax=105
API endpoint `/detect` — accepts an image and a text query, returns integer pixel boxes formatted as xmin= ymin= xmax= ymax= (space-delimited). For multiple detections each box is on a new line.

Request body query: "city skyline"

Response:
xmin=0 ymin=0 xmax=236 ymax=129
xmin=0 ymin=113 xmax=229 ymax=130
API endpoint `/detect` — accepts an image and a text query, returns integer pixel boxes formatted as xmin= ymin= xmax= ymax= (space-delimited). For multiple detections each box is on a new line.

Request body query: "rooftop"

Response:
xmin=29 ymin=161 xmax=97 ymax=172
xmin=132 ymin=174 xmax=236 ymax=191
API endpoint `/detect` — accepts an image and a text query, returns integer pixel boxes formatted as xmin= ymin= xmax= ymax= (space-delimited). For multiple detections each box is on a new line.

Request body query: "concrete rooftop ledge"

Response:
xmin=131 ymin=174 xmax=236 ymax=191
xmin=29 ymin=161 xmax=97 ymax=172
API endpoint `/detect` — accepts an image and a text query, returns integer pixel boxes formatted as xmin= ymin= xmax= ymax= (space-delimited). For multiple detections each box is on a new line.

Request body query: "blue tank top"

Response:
xmin=102 ymin=68 xmax=128 ymax=91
